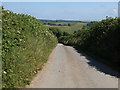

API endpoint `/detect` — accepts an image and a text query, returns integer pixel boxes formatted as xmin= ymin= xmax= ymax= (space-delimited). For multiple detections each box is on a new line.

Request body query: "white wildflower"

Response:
xmin=17 ymin=31 xmax=20 ymax=34
xmin=3 ymin=71 xmax=7 ymax=74
xmin=7 ymin=10 xmax=10 ymax=14
xmin=19 ymin=39 xmax=22 ymax=41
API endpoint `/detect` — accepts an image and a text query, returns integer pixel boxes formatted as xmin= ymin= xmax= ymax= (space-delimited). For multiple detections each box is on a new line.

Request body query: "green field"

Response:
xmin=44 ymin=22 xmax=87 ymax=34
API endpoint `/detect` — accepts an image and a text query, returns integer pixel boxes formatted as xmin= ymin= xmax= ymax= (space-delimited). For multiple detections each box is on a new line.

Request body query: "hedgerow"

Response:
xmin=59 ymin=17 xmax=120 ymax=72
xmin=2 ymin=9 xmax=57 ymax=88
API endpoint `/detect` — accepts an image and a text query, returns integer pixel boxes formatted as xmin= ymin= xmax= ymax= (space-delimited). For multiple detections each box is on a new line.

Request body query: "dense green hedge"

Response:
xmin=59 ymin=18 xmax=120 ymax=71
xmin=2 ymin=9 xmax=57 ymax=88
xmin=48 ymin=27 xmax=70 ymax=42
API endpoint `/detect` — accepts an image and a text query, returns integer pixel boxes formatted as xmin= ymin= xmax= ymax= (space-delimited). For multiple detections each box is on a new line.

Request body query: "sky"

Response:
xmin=2 ymin=2 xmax=118 ymax=21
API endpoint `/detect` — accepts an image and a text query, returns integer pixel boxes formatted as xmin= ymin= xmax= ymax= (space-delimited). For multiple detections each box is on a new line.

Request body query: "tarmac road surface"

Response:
xmin=28 ymin=44 xmax=118 ymax=88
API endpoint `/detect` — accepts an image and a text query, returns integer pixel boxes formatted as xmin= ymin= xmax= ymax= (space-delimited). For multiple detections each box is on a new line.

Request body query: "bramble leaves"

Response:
xmin=2 ymin=9 xmax=57 ymax=88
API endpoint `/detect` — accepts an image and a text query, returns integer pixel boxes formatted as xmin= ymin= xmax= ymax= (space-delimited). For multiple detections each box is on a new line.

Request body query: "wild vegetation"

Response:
xmin=48 ymin=27 xmax=70 ymax=42
xmin=2 ymin=8 xmax=57 ymax=88
xmin=2 ymin=5 xmax=120 ymax=88
xmin=49 ymin=18 xmax=120 ymax=72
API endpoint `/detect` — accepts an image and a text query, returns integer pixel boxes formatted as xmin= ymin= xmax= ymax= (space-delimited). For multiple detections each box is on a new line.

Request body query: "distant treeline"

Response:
xmin=43 ymin=22 xmax=72 ymax=26
xmin=40 ymin=19 xmax=84 ymax=22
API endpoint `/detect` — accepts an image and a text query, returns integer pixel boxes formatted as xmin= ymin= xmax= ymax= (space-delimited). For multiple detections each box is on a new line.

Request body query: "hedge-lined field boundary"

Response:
xmin=2 ymin=9 xmax=57 ymax=88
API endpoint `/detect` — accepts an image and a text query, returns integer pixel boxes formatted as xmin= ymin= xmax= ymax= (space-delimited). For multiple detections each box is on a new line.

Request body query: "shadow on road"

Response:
xmin=77 ymin=50 xmax=120 ymax=78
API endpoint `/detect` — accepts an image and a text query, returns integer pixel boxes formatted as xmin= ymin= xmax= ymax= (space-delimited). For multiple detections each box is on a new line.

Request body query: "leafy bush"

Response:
xmin=48 ymin=27 xmax=70 ymax=43
xmin=48 ymin=27 xmax=63 ymax=39
xmin=78 ymin=18 xmax=120 ymax=64
xmin=2 ymin=9 xmax=57 ymax=88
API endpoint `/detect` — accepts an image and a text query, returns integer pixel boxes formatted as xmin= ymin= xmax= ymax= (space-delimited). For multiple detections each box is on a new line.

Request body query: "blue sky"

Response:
xmin=3 ymin=2 xmax=118 ymax=21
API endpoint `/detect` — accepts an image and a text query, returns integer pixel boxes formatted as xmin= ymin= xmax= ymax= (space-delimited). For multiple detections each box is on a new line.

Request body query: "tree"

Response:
xmin=68 ymin=24 xmax=71 ymax=26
